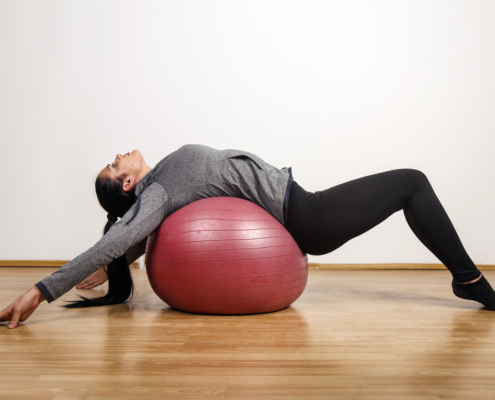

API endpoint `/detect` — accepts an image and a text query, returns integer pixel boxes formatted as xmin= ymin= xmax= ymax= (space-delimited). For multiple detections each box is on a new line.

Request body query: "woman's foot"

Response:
xmin=456 ymin=275 xmax=482 ymax=284
xmin=452 ymin=274 xmax=495 ymax=310
xmin=76 ymin=267 xmax=108 ymax=289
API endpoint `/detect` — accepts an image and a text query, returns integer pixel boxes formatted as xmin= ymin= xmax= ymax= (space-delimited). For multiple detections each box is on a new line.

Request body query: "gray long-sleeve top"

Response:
xmin=36 ymin=144 xmax=292 ymax=302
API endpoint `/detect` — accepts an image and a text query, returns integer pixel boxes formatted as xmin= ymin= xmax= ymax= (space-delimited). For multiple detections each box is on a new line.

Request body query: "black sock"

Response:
xmin=452 ymin=275 xmax=495 ymax=310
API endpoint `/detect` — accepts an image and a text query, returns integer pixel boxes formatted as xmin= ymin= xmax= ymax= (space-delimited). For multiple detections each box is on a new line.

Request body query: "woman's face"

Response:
xmin=99 ymin=149 xmax=144 ymax=187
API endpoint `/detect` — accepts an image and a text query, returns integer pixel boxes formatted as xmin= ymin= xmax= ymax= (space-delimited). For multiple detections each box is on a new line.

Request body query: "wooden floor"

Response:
xmin=1 ymin=268 xmax=495 ymax=400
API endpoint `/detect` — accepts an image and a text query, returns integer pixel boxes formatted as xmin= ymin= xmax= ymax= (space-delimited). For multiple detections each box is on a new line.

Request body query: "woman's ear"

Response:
xmin=122 ymin=176 xmax=136 ymax=192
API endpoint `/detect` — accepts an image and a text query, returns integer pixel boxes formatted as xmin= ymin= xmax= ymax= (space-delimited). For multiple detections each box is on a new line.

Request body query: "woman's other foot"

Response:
xmin=452 ymin=274 xmax=495 ymax=310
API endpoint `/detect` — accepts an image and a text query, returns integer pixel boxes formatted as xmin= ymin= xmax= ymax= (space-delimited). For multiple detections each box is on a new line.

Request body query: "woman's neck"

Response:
xmin=137 ymin=163 xmax=153 ymax=183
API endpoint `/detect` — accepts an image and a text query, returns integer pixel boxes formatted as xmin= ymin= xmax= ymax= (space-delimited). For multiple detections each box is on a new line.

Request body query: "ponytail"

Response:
xmin=63 ymin=176 xmax=137 ymax=308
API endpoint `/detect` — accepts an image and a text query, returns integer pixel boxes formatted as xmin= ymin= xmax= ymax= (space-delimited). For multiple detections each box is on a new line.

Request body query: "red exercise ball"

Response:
xmin=145 ymin=197 xmax=308 ymax=315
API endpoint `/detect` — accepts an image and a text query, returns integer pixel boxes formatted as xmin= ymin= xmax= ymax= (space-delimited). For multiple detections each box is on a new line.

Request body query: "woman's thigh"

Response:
xmin=285 ymin=170 xmax=423 ymax=255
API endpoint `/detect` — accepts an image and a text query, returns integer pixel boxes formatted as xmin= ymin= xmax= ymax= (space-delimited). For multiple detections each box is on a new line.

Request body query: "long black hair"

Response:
xmin=63 ymin=175 xmax=137 ymax=308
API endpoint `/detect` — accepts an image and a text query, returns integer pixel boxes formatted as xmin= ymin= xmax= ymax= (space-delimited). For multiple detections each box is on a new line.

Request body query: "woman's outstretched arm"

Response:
xmin=36 ymin=183 xmax=168 ymax=302
xmin=0 ymin=183 xmax=168 ymax=328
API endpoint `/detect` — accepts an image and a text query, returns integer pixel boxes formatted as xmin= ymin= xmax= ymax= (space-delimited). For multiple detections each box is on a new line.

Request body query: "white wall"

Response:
xmin=1 ymin=0 xmax=494 ymax=265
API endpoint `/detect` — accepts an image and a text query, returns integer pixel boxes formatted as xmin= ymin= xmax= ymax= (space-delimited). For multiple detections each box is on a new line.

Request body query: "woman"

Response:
xmin=1 ymin=144 xmax=494 ymax=329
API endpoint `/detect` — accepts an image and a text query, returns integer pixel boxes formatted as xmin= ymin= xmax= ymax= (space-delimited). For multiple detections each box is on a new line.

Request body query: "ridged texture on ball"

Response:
xmin=145 ymin=197 xmax=308 ymax=315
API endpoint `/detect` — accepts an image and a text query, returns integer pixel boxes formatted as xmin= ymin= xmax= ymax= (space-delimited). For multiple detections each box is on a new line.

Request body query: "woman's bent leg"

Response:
xmin=286 ymin=169 xmax=495 ymax=310
xmin=286 ymin=169 xmax=480 ymax=282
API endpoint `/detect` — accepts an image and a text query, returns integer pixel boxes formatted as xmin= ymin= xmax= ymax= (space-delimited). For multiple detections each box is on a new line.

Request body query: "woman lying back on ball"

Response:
xmin=2 ymin=144 xmax=495 ymax=328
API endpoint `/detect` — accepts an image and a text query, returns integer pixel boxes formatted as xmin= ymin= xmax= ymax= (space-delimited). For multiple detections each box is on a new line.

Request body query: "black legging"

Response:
xmin=285 ymin=169 xmax=480 ymax=283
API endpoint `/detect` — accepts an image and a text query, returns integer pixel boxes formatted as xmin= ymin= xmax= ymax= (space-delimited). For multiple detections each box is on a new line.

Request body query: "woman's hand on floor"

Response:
xmin=0 ymin=286 xmax=46 ymax=329
xmin=76 ymin=267 xmax=108 ymax=290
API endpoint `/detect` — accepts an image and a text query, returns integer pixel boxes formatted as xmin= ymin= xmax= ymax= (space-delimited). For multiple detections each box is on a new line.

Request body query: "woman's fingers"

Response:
xmin=0 ymin=302 xmax=22 ymax=328
xmin=76 ymin=268 xmax=108 ymax=290
xmin=76 ymin=277 xmax=93 ymax=288
xmin=77 ymin=278 xmax=97 ymax=289
xmin=76 ymin=279 xmax=93 ymax=289
xmin=8 ymin=307 xmax=22 ymax=329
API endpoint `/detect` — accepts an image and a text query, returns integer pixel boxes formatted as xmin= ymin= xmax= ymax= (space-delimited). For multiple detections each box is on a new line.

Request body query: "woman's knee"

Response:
xmin=399 ymin=168 xmax=429 ymax=189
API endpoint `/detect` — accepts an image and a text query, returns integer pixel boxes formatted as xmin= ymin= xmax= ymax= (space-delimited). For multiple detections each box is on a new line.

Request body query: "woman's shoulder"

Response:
xmin=136 ymin=180 xmax=168 ymax=198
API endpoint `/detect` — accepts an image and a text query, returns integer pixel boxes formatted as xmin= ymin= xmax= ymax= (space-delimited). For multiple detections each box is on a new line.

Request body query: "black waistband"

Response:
xmin=283 ymin=167 xmax=293 ymax=227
